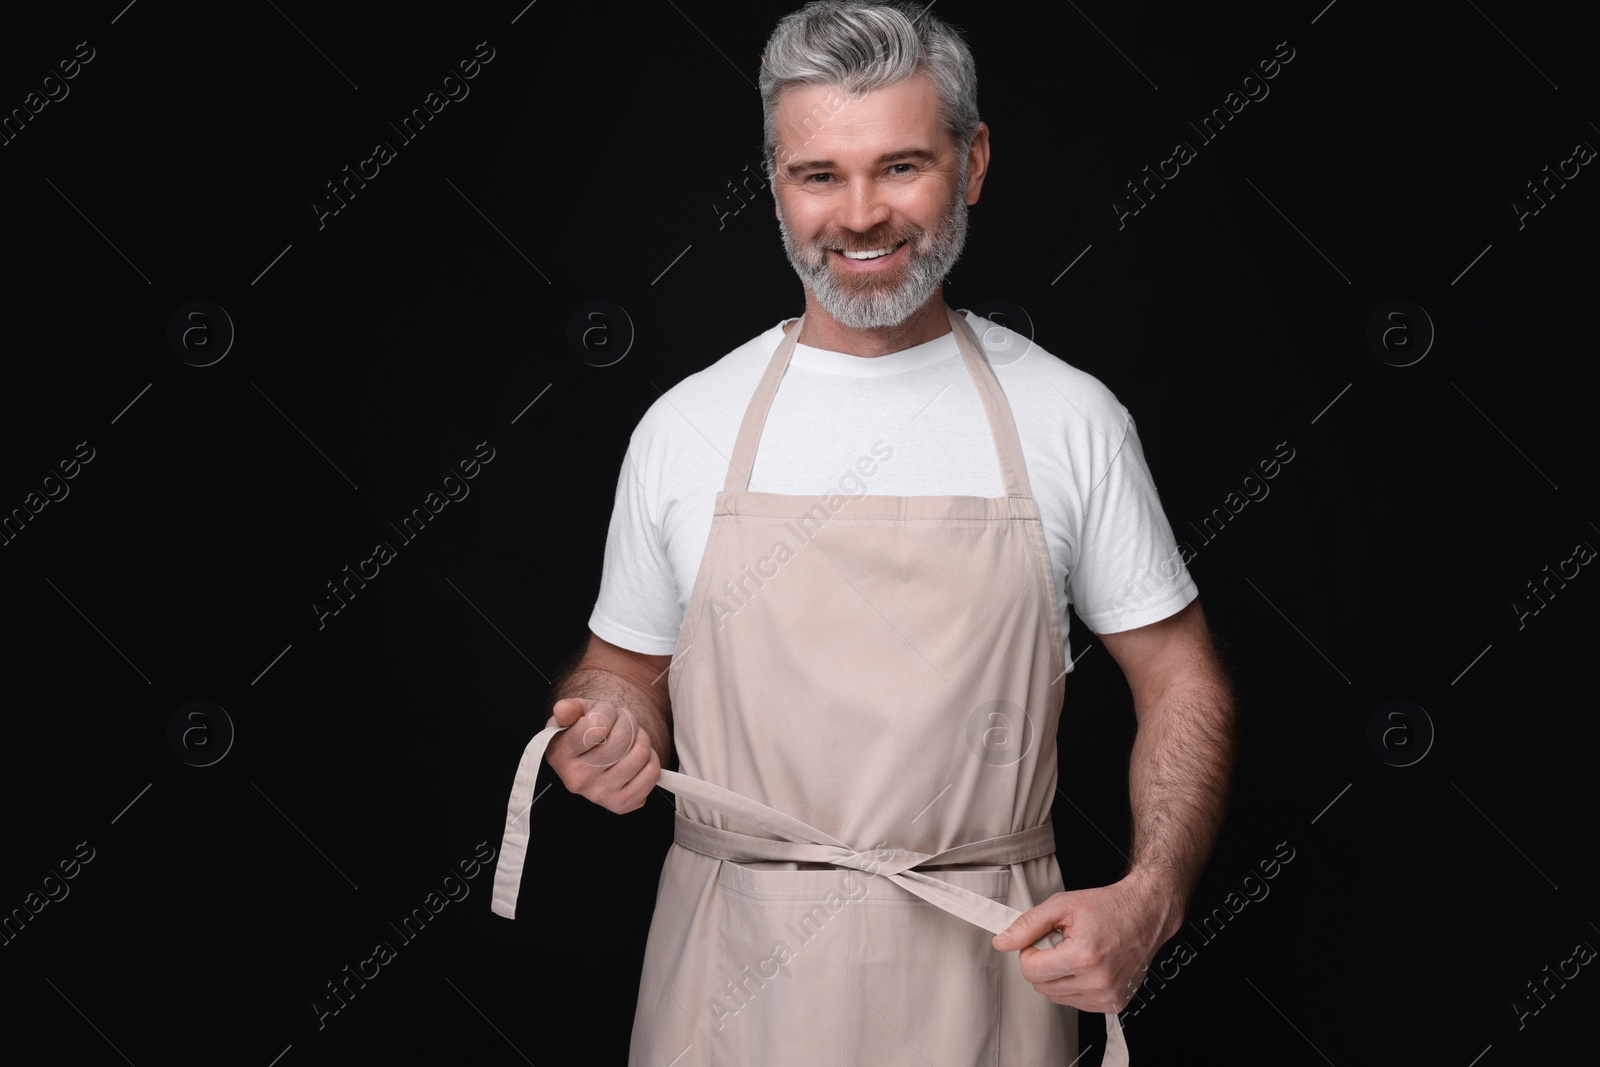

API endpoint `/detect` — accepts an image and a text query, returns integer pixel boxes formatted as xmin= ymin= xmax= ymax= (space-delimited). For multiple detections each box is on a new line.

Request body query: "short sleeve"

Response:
xmin=586 ymin=446 xmax=682 ymax=655
xmin=1068 ymin=411 xmax=1199 ymax=633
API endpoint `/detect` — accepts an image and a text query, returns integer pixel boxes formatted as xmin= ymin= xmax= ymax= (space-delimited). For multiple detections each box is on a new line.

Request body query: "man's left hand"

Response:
xmin=990 ymin=877 xmax=1179 ymax=1013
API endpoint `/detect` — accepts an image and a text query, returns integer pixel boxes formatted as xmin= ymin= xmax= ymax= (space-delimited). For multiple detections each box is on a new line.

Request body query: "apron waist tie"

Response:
xmin=489 ymin=722 xmax=1130 ymax=1067
xmin=671 ymin=812 xmax=1057 ymax=870
xmin=671 ymin=814 xmax=1057 ymax=942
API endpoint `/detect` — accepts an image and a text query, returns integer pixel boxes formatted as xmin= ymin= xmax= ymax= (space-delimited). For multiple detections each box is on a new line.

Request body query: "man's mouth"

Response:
xmin=834 ymin=239 xmax=907 ymax=261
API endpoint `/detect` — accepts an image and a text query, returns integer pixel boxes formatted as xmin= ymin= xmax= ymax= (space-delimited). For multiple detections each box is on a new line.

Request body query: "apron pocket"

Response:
xmin=711 ymin=861 xmax=1009 ymax=1067
xmin=850 ymin=867 xmax=1010 ymax=1066
xmin=712 ymin=863 xmax=858 ymax=1065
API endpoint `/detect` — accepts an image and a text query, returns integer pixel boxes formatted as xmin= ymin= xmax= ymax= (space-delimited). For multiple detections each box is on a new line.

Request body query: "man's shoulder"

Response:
xmin=965 ymin=312 xmax=1130 ymax=438
xmin=629 ymin=319 xmax=788 ymax=453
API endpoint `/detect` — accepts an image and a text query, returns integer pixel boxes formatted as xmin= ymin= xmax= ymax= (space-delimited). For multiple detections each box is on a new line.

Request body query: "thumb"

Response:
xmin=992 ymin=903 xmax=1061 ymax=952
xmin=550 ymin=697 xmax=593 ymax=728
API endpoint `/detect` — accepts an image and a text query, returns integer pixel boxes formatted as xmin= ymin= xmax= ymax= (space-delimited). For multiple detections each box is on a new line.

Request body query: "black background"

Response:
xmin=1 ymin=1 xmax=1594 ymax=1064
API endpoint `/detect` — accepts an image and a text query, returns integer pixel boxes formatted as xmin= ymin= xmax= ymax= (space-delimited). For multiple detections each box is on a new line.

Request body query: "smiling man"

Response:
xmin=771 ymin=73 xmax=975 ymax=352
xmin=491 ymin=3 xmax=1235 ymax=1064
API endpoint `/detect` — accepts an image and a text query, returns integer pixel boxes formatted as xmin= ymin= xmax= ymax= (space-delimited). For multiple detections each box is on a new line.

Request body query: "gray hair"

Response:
xmin=759 ymin=1 xmax=980 ymax=181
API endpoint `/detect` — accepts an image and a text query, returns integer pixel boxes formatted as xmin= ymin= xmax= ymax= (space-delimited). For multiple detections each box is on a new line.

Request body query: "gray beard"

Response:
xmin=776 ymin=184 xmax=969 ymax=330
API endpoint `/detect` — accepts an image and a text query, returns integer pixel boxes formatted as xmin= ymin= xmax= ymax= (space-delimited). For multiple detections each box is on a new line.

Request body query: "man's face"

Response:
xmin=771 ymin=74 xmax=981 ymax=330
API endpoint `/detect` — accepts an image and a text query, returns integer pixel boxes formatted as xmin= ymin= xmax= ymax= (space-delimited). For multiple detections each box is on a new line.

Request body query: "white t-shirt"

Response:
xmin=588 ymin=311 xmax=1198 ymax=669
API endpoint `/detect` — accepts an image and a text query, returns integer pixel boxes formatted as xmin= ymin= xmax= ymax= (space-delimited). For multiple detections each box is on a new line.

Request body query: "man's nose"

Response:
xmin=839 ymin=181 xmax=891 ymax=236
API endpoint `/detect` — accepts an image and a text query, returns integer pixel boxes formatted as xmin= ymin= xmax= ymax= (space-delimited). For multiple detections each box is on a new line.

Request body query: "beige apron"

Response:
xmin=493 ymin=307 xmax=1129 ymax=1066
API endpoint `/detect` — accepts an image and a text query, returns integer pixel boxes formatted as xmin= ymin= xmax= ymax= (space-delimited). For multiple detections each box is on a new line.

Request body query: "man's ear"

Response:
xmin=965 ymin=122 xmax=992 ymax=205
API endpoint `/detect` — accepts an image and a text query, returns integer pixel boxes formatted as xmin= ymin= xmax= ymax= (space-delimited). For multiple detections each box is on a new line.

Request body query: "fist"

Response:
xmin=545 ymin=699 xmax=660 ymax=814
xmin=991 ymin=881 xmax=1173 ymax=1013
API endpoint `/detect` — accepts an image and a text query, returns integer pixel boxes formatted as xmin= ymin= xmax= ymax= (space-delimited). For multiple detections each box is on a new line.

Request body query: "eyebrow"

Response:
xmin=781 ymin=148 xmax=940 ymax=179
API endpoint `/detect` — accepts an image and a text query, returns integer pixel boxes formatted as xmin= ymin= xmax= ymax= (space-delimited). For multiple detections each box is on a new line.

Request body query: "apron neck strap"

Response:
xmin=722 ymin=306 xmax=1036 ymax=499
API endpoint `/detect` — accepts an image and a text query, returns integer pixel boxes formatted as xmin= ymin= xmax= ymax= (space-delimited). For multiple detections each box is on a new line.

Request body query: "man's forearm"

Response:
xmin=1123 ymin=667 xmax=1236 ymax=939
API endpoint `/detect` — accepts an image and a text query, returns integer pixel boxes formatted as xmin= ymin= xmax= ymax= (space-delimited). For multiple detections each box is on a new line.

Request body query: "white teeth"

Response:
xmin=840 ymin=242 xmax=902 ymax=260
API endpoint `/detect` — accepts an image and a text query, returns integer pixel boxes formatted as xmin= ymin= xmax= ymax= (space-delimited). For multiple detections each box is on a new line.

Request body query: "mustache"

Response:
xmin=812 ymin=226 xmax=921 ymax=252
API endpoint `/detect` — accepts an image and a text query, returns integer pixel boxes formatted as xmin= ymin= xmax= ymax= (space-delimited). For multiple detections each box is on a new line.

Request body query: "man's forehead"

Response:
xmin=773 ymin=73 xmax=949 ymax=155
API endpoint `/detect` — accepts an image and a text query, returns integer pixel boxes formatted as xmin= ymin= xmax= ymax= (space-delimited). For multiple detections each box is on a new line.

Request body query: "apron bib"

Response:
xmin=493 ymin=307 xmax=1129 ymax=1066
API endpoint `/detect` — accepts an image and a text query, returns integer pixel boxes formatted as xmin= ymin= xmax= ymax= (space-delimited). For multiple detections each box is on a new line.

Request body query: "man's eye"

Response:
xmin=889 ymin=163 xmax=914 ymax=174
xmin=806 ymin=173 xmax=833 ymax=184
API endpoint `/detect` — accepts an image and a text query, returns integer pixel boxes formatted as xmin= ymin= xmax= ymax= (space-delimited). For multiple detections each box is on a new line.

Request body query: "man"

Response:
xmin=491 ymin=3 xmax=1235 ymax=1063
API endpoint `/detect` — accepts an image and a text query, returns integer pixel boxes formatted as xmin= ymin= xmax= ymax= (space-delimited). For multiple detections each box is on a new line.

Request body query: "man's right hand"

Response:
xmin=545 ymin=698 xmax=661 ymax=814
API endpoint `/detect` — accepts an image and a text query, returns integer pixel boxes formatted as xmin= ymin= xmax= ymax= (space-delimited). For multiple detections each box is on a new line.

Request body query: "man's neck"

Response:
xmin=784 ymin=288 xmax=953 ymax=357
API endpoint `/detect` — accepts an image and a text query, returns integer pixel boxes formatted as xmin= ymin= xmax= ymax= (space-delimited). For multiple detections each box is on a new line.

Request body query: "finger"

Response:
xmin=1024 ymin=934 xmax=1113 ymax=985
xmin=554 ymin=702 xmax=616 ymax=757
xmin=564 ymin=729 xmax=647 ymax=812
xmin=617 ymin=744 xmax=662 ymax=813
xmin=1023 ymin=951 xmax=1136 ymax=1008
xmin=1027 ymin=969 xmax=1129 ymax=1013
xmin=1017 ymin=941 xmax=1082 ymax=985
xmin=601 ymin=730 xmax=654 ymax=795
xmin=993 ymin=904 xmax=1063 ymax=952
xmin=578 ymin=705 xmax=639 ymax=768
xmin=579 ymin=703 xmax=621 ymax=746
xmin=1029 ymin=928 xmax=1066 ymax=951
xmin=546 ymin=709 xmax=615 ymax=780
xmin=1028 ymin=972 xmax=1091 ymax=1001
xmin=547 ymin=726 xmax=595 ymax=767
xmin=580 ymin=709 xmax=610 ymax=749
xmin=577 ymin=707 xmax=640 ymax=769
xmin=1048 ymin=991 xmax=1120 ymax=1013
